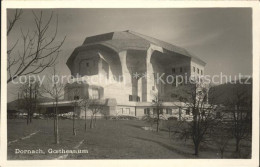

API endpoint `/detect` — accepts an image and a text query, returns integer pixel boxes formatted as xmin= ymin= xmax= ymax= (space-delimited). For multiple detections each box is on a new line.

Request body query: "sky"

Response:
xmin=7 ymin=8 xmax=252 ymax=102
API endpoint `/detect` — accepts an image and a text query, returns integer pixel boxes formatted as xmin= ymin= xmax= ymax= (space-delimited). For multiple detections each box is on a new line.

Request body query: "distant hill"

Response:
xmin=208 ymin=78 xmax=252 ymax=105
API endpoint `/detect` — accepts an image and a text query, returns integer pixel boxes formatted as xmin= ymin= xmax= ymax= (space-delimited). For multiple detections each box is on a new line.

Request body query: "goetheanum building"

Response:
xmin=42 ymin=30 xmax=206 ymax=119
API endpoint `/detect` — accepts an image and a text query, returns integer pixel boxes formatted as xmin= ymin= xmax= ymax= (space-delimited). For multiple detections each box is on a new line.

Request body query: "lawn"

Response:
xmin=7 ymin=119 xmax=251 ymax=160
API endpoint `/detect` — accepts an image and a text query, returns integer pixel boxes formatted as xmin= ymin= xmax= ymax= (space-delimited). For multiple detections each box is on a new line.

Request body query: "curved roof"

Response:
xmin=66 ymin=30 xmax=206 ymax=69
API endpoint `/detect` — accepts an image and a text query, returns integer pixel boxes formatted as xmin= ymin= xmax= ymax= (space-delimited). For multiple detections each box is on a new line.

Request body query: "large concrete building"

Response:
xmin=43 ymin=30 xmax=206 ymax=119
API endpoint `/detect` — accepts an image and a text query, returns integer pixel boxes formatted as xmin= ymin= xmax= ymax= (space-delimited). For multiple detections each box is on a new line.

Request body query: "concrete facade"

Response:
xmin=63 ymin=30 xmax=206 ymax=119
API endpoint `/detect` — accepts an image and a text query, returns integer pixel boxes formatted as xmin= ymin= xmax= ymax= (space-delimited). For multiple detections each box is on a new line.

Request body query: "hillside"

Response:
xmin=208 ymin=78 xmax=252 ymax=105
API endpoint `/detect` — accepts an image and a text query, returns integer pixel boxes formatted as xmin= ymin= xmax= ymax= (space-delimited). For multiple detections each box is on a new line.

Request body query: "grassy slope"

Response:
xmin=7 ymin=119 xmax=250 ymax=160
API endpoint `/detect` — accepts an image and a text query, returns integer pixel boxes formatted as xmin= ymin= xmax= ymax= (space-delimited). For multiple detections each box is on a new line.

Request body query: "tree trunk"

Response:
xmin=55 ymin=100 xmax=59 ymax=144
xmin=53 ymin=102 xmax=56 ymax=136
xmin=94 ymin=114 xmax=97 ymax=128
xmin=156 ymin=120 xmax=159 ymax=132
xmin=220 ymin=150 xmax=224 ymax=159
xmin=56 ymin=107 xmax=59 ymax=144
xmin=34 ymin=87 xmax=37 ymax=120
xmin=156 ymin=109 xmax=159 ymax=132
xmin=168 ymin=127 xmax=171 ymax=138
xmin=178 ymin=107 xmax=181 ymax=121
xmin=54 ymin=114 xmax=56 ymax=135
xmin=27 ymin=109 xmax=30 ymax=125
xmin=73 ymin=106 xmax=76 ymax=136
xmin=90 ymin=115 xmax=94 ymax=129
xmin=29 ymin=85 xmax=32 ymax=123
xmin=85 ymin=110 xmax=87 ymax=132
xmin=30 ymin=113 xmax=32 ymax=123
xmin=194 ymin=142 xmax=199 ymax=156
xmin=235 ymin=138 xmax=240 ymax=152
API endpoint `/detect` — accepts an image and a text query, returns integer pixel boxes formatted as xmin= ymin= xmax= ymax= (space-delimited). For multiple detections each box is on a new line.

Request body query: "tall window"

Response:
xmin=172 ymin=68 xmax=175 ymax=73
xmin=117 ymin=108 xmax=123 ymax=115
xmin=197 ymin=68 xmax=200 ymax=74
xmin=144 ymin=108 xmax=150 ymax=115
xmin=92 ymin=88 xmax=99 ymax=99
xmin=201 ymin=70 xmax=203 ymax=75
xmin=153 ymin=108 xmax=157 ymax=115
xmin=137 ymin=96 xmax=140 ymax=102
xmin=159 ymin=109 xmax=163 ymax=114
xmin=180 ymin=67 xmax=183 ymax=73
xmin=193 ymin=66 xmax=195 ymax=72
xmin=124 ymin=108 xmax=130 ymax=115
xmin=129 ymin=95 xmax=133 ymax=101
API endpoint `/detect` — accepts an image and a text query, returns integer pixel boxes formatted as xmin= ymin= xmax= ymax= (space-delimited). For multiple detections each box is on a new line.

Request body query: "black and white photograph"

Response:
xmin=1 ymin=2 xmax=259 ymax=166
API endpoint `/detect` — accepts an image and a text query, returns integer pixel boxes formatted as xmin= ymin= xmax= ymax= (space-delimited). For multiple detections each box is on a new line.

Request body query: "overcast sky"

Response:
xmin=7 ymin=8 xmax=252 ymax=101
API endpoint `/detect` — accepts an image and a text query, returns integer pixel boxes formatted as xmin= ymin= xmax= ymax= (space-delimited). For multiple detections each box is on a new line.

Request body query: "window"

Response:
xmin=144 ymin=108 xmax=150 ymax=115
xmin=124 ymin=108 xmax=130 ymax=115
xmin=130 ymin=110 xmax=135 ymax=116
xmin=166 ymin=108 xmax=172 ymax=115
xmin=159 ymin=109 xmax=163 ymax=114
xmin=197 ymin=68 xmax=200 ymax=74
xmin=86 ymin=62 xmax=89 ymax=67
xmin=180 ymin=67 xmax=182 ymax=73
xmin=193 ymin=66 xmax=195 ymax=72
xmin=172 ymin=68 xmax=175 ymax=73
xmin=201 ymin=70 xmax=203 ymax=75
xmin=129 ymin=95 xmax=133 ymax=101
xmin=118 ymin=108 xmax=123 ymax=115
xmin=137 ymin=96 xmax=140 ymax=102
xmin=92 ymin=89 xmax=99 ymax=99
xmin=153 ymin=108 xmax=157 ymax=115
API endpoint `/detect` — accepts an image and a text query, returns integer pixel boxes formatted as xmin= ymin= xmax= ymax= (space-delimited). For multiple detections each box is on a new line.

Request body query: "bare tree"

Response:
xmin=7 ymin=9 xmax=66 ymax=83
xmin=210 ymin=119 xmax=232 ymax=158
xmin=142 ymin=92 xmax=164 ymax=132
xmin=78 ymin=96 xmax=91 ymax=132
xmin=224 ymin=84 xmax=252 ymax=156
xmin=152 ymin=92 xmax=164 ymax=132
xmin=100 ymin=106 xmax=110 ymax=120
xmin=171 ymin=81 xmax=217 ymax=156
xmin=7 ymin=9 xmax=23 ymax=36
xmin=41 ymin=67 xmax=66 ymax=144
xmin=163 ymin=119 xmax=178 ymax=138
xmin=18 ymin=79 xmax=40 ymax=125
xmin=89 ymin=100 xmax=104 ymax=129
xmin=72 ymin=89 xmax=80 ymax=136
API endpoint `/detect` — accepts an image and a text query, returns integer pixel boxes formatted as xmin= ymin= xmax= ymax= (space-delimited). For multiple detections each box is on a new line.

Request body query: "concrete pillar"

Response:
xmin=144 ymin=48 xmax=153 ymax=102
xmin=118 ymin=51 xmax=132 ymax=99
xmin=118 ymin=51 xmax=128 ymax=81
xmin=146 ymin=45 xmax=164 ymax=102
xmin=137 ymin=77 xmax=142 ymax=101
